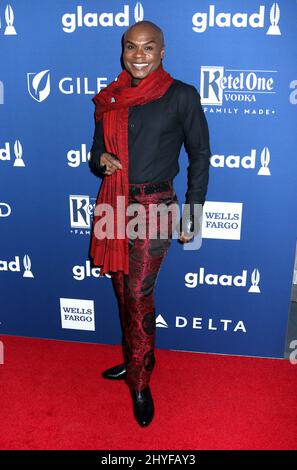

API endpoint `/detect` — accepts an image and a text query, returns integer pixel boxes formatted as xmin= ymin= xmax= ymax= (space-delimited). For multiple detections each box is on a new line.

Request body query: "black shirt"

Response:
xmin=89 ymin=78 xmax=211 ymax=205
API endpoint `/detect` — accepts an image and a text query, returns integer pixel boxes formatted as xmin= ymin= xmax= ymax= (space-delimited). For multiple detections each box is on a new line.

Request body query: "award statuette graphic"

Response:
xmin=267 ymin=2 xmax=281 ymax=36
xmin=4 ymin=4 xmax=17 ymax=35
xmin=23 ymin=254 xmax=34 ymax=278
xmin=248 ymin=269 xmax=261 ymax=293
xmin=258 ymin=147 xmax=271 ymax=176
xmin=13 ymin=140 xmax=25 ymax=167
xmin=134 ymin=2 xmax=144 ymax=23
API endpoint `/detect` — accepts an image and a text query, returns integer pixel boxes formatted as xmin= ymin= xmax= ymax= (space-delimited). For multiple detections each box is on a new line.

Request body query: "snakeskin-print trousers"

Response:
xmin=111 ymin=180 xmax=179 ymax=392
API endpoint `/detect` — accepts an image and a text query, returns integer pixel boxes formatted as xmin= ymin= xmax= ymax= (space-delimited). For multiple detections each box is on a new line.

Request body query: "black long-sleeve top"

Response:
xmin=89 ymin=78 xmax=211 ymax=206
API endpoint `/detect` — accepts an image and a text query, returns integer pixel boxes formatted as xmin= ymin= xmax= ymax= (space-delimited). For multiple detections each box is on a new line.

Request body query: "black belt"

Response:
xmin=129 ymin=181 xmax=172 ymax=196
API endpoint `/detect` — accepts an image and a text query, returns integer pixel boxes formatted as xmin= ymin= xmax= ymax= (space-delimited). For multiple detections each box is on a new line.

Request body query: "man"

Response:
xmin=89 ymin=20 xmax=211 ymax=427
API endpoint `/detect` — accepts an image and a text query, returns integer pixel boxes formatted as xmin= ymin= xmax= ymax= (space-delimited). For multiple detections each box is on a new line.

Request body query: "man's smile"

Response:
xmin=131 ymin=63 xmax=149 ymax=69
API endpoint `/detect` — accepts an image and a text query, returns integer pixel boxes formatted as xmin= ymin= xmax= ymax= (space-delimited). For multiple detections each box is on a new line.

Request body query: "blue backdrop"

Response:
xmin=1 ymin=0 xmax=296 ymax=358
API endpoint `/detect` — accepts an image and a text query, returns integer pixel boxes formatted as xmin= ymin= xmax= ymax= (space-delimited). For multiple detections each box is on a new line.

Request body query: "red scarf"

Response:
xmin=90 ymin=63 xmax=174 ymax=275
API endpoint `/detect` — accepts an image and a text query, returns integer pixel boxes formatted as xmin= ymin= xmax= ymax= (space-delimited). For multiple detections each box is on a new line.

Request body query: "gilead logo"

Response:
xmin=27 ymin=70 xmax=50 ymax=102
xmin=27 ymin=70 xmax=108 ymax=101
xmin=61 ymin=2 xmax=144 ymax=33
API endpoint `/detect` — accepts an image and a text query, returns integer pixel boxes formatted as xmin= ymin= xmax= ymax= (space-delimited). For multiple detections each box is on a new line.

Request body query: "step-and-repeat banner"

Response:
xmin=1 ymin=1 xmax=296 ymax=358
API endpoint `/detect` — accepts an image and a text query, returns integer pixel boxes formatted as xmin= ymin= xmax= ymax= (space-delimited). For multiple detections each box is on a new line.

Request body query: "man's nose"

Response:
xmin=133 ymin=47 xmax=146 ymax=57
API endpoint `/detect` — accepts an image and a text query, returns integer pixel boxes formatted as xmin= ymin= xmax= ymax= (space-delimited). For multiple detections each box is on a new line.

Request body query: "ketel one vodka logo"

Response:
xmin=69 ymin=195 xmax=95 ymax=234
xmin=200 ymin=66 xmax=276 ymax=106
xmin=61 ymin=2 xmax=144 ymax=33
xmin=0 ymin=140 xmax=25 ymax=166
xmin=192 ymin=3 xmax=281 ymax=35
xmin=0 ymin=4 xmax=17 ymax=35
xmin=27 ymin=70 xmax=50 ymax=102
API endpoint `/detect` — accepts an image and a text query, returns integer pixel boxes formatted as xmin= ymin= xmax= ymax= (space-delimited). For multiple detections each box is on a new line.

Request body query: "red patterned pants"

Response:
xmin=111 ymin=180 xmax=179 ymax=392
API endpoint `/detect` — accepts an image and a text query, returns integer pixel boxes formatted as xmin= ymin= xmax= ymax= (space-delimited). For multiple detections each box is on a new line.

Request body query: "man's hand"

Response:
xmin=177 ymin=204 xmax=203 ymax=244
xmin=100 ymin=153 xmax=122 ymax=175
xmin=178 ymin=215 xmax=195 ymax=243
xmin=179 ymin=231 xmax=194 ymax=243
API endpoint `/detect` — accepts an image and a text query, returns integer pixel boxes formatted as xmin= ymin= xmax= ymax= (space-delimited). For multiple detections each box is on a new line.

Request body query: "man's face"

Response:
xmin=123 ymin=26 xmax=165 ymax=83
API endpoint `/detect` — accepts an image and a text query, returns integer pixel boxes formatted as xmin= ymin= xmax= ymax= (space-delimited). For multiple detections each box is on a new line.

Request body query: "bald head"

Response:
xmin=124 ymin=21 xmax=165 ymax=47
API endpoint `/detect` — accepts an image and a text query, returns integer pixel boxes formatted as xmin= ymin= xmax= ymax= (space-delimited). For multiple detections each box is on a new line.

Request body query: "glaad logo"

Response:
xmin=185 ymin=267 xmax=261 ymax=293
xmin=27 ymin=70 xmax=50 ymax=102
xmin=72 ymin=260 xmax=111 ymax=280
xmin=69 ymin=195 xmax=96 ymax=234
xmin=0 ymin=254 xmax=34 ymax=278
xmin=0 ymin=4 xmax=17 ymax=35
xmin=60 ymin=298 xmax=95 ymax=331
xmin=192 ymin=3 xmax=281 ymax=35
xmin=202 ymin=201 xmax=243 ymax=240
xmin=0 ymin=140 xmax=25 ymax=166
xmin=211 ymin=146 xmax=271 ymax=175
xmin=61 ymin=2 xmax=144 ymax=33
xmin=0 ymin=202 xmax=12 ymax=217
xmin=67 ymin=144 xmax=90 ymax=168
xmin=0 ymin=81 xmax=4 ymax=104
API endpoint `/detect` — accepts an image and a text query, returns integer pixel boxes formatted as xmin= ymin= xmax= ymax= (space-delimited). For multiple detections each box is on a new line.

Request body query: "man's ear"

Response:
xmin=161 ymin=48 xmax=165 ymax=60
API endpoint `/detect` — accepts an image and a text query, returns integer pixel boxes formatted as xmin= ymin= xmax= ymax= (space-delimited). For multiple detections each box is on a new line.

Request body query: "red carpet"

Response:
xmin=0 ymin=335 xmax=296 ymax=450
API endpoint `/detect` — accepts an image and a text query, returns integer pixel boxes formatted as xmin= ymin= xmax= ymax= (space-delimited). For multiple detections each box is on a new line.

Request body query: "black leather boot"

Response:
xmin=130 ymin=385 xmax=154 ymax=427
xmin=102 ymin=363 xmax=126 ymax=380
